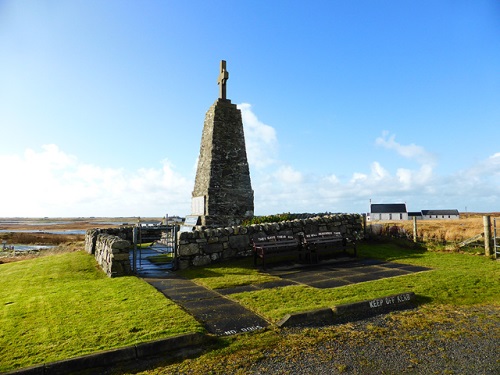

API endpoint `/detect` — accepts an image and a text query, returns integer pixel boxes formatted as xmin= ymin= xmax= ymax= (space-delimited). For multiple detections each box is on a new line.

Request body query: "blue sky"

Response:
xmin=1 ymin=0 xmax=499 ymax=217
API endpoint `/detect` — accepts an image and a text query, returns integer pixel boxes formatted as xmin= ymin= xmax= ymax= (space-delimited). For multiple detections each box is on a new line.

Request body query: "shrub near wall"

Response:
xmin=177 ymin=214 xmax=363 ymax=270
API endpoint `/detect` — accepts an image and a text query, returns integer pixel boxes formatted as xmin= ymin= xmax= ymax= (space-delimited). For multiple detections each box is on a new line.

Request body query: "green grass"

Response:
xmin=178 ymin=257 xmax=280 ymax=289
xmin=131 ymin=241 xmax=500 ymax=374
xmin=2 ymin=241 xmax=499 ymax=373
xmin=180 ymin=241 xmax=500 ymax=322
xmin=146 ymin=253 xmax=174 ymax=264
xmin=0 ymin=251 xmax=203 ymax=372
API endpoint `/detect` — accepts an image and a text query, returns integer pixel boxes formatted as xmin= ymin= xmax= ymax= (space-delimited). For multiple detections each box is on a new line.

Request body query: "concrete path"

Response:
xmin=142 ymin=258 xmax=430 ymax=336
xmin=217 ymin=258 xmax=430 ymax=295
xmin=144 ymin=275 xmax=269 ymax=336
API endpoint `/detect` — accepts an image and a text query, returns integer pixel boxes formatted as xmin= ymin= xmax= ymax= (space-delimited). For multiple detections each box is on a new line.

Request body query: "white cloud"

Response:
xmin=1 ymin=111 xmax=499 ymax=217
xmin=376 ymin=131 xmax=436 ymax=166
xmin=0 ymin=144 xmax=191 ymax=217
xmin=275 ymin=165 xmax=303 ymax=184
xmin=239 ymin=103 xmax=278 ymax=169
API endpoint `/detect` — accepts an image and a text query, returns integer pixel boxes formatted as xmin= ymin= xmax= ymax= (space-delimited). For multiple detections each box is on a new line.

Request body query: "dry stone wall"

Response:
xmin=177 ymin=214 xmax=363 ymax=270
xmin=85 ymin=228 xmax=133 ymax=277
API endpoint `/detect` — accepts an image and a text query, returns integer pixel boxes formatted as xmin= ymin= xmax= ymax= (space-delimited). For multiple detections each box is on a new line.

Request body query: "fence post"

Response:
xmin=413 ymin=216 xmax=418 ymax=243
xmin=132 ymin=226 xmax=138 ymax=273
xmin=483 ymin=215 xmax=492 ymax=257
xmin=362 ymin=214 xmax=367 ymax=238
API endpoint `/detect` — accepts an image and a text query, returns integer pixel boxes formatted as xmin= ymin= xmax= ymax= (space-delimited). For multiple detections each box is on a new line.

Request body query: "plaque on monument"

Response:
xmin=179 ymin=215 xmax=201 ymax=232
xmin=184 ymin=215 xmax=200 ymax=226
xmin=191 ymin=196 xmax=205 ymax=215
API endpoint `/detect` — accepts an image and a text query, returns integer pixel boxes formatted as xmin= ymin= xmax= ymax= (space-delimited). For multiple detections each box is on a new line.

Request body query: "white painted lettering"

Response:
xmin=369 ymin=299 xmax=383 ymax=308
xmin=397 ymin=293 xmax=411 ymax=302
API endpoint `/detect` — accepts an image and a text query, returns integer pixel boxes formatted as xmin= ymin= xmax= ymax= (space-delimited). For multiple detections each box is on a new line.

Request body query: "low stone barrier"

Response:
xmin=277 ymin=292 xmax=417 ymax=328
xmin=5 ymin=332 xmax=210 ymax=375
xmin=85 ymin=214 xmax=362 ymax=275
xmin=84 ymin=230 xmax=132 ymax=277
xmin=177 ymin=214 xmax=362 ymax=270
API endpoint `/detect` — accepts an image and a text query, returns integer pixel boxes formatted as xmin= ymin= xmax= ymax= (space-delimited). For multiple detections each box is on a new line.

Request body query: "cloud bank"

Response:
xmin=1 ymin=105 xmax=498 ymax=217
xmin=0 ymin=145 xmax=192 ymax=217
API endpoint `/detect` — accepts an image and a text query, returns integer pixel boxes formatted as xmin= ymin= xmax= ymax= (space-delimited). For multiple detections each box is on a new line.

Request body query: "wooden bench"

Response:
xmin=303 ymin=231 xmax=356 ymax=262
xmin=252 ymin=235 xmax=303 ymax=270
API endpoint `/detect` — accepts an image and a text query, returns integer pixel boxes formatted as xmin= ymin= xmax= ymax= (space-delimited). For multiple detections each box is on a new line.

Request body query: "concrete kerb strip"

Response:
xmin=5 ymin=332 xmax=210 ymax=375
xmin=277 ymin=292 xmax=417 ymax=328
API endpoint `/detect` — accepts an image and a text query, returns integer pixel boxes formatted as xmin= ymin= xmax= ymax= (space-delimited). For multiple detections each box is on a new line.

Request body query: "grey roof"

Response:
xmin=421 ymin=209 xmax=459 ymax=216
xmin=370 ymin=203 xmax=407 ymax=214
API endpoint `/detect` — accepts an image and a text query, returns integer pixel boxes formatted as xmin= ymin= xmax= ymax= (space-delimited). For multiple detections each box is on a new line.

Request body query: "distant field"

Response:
xmin=368 ymin=213 xmax=500 ymax=243
xmin=0 ymin=217 xmax=162 ymax=231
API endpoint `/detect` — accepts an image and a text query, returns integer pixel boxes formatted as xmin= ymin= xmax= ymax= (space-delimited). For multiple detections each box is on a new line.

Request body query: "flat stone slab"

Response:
xmin=144 ymin=276 xmax=269 ymax=336
xmin=216 ymin=279 xmax=297 ymax=295
xmin=217 ymin=284 xmax=260 ymax=295
xmin=274 ymin=260 xmax=431 ymax=289
xmin=143 ymin=259 xmax=429 ymax=336
xmin=307 ymin=279 xmax=352 ymax=289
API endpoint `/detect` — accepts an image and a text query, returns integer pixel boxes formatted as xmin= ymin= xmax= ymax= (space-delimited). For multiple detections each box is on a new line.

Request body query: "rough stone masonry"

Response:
xmin=191 ymin=60 xmax=254 ymax=227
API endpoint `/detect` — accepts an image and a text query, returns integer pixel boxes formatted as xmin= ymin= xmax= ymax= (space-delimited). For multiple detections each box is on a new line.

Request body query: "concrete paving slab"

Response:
xmin=255 ymin=279 xmax=298 ymax=289
xmin=378 ymin=262 xmax=407 ymax=268
xmin=216 ymin=279 xmax=298 ymax=295
xmin=143 ymin=276 xmax=270 ymax=336
xmin=281 ymin=273 xmax=332 ymax=284
xmin=181 ymin=297 xmax=236 ymax=311
xmin=145 ymin=277 xmax=195 ymax=289
xmin=142 ymin=258 xmax=431 ymax=337
xmin=308 ymin=279 xmax=352 ymax=289
xmin=206 ymin=315 xmax=268 ymax=336
xmin=321 ymin=269 xmax=363 ymax=277
xmin=342 ymin=273 xmax=387 ymax=283
xmin=216 ymin=285 xmax=260 ymax=295
xmin=357 ymin=258 xmax=386 ymax=265
xmin=351 ymin=265 xmax=389 ymax=274
xmin=370 ymin=269 xmax=411 ymax=278
xmin=164 ymin=288 xmax=222 ymax=302
xmin=398 ymin=265 xmax=432 ymax=272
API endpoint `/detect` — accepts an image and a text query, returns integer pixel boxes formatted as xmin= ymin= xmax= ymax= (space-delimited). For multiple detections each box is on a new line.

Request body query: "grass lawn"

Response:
xmin=0 ymin=251 xmax=203 ymax=372
xmin=180 ymin=241 xmax=500 ymax=322
xmin=2 ymin=241 xmax=499 ymax=373
xmin=133 ymin=241 xmax=500 ymax=374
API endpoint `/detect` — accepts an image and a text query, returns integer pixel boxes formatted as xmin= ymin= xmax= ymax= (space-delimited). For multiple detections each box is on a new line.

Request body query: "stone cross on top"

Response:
xmin=217 ymin=60 xmax=229 ymax=100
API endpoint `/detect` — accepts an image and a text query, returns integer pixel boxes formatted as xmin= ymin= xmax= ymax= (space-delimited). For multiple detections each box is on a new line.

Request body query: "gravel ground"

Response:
xmin=245 ymin=306 xmax=500 ymax=375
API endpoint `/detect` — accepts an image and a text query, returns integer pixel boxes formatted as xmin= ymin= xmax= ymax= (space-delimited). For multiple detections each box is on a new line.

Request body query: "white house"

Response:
xmin=367 ymin=203 xmax=408 ymax=221
xmin=421 ymin=209 xmax=460 ymax=220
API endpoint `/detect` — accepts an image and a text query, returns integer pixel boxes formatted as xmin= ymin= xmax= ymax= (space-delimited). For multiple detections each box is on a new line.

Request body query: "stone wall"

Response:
xmin=85 ymin=228 xmax=133 ymax=277
xmin=177 ymin=214 xmax=363 ymax=269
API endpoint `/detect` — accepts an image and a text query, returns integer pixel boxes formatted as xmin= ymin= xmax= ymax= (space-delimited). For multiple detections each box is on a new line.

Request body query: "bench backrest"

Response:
xmin=253 ymin=235 xmax=296 ymax=243
xmin=305 ymin=231 xmax=342 ymax=239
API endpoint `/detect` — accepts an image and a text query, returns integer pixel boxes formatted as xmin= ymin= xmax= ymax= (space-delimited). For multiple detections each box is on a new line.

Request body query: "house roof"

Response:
xmin=421 ymin=209 xmax=459 ymax=216
xmin=370 ymin=203 xmax=407 ymax=213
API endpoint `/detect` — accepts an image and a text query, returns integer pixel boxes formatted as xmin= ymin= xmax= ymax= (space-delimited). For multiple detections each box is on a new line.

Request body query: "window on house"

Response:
xmin=389 ymin=213 xmax=392 ymax=220
xmin=400 ymin=213 xmax=403 ymax=220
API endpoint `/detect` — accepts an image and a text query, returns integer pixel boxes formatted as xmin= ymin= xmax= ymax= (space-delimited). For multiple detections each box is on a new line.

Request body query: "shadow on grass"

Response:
xmin=357 ymin=238 xmax=428 ymax=262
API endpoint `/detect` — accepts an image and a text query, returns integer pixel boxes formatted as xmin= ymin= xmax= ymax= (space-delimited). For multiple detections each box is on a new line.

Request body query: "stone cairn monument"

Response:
xmin=190 ymin=60 xmax=254 ymax=227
